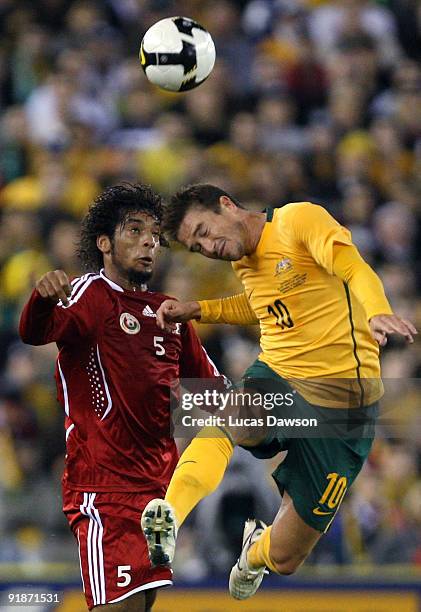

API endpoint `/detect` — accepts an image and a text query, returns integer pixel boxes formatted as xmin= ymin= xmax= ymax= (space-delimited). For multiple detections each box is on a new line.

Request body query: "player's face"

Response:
xmin=177 ymin=200 xmax=246 ymax=261
xmin=108 ymin=212 xmax=160 ymax=285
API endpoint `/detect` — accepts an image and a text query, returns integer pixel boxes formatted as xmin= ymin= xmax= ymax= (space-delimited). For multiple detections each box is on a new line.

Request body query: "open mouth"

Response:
xmin=217 ymin=240 xmax=226 ymax=258
xmin=137 ymin=257 xmax=153 ymax=265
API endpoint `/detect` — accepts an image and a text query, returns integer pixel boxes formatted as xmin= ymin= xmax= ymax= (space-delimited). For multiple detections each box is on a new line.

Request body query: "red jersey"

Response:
xmin=19 ymin=270 xmax=224 ymax=494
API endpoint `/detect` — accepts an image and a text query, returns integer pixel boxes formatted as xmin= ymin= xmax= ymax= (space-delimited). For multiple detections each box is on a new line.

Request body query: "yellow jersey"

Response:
xmin=200 ymin=203 xmax=393 ymax=407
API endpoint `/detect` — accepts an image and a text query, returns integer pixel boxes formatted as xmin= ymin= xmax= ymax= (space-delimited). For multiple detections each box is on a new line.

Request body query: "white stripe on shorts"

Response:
xmin=77 ymin=528 xmax=85 ymax=593
xmin=80 ymin=493 xmax=106 ymax=605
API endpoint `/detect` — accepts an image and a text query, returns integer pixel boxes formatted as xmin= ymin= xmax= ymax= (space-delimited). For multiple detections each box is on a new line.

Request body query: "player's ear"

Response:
xmin=219 ymin=196 xmax=236 ymax=212
xmin=97 ymin=235 xmax=112 ymax=254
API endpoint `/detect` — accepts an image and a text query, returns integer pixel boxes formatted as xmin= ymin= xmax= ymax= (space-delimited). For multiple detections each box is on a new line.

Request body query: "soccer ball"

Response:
xmin=139 ymin=16 xmax=216 ymax=92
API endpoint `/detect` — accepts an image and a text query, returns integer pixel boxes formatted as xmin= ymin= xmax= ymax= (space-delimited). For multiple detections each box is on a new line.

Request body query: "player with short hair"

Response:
xmin=19 ymin=184 xmax=224 ymax=612
xmin=141 ymin=183 xmax=417 ymax=600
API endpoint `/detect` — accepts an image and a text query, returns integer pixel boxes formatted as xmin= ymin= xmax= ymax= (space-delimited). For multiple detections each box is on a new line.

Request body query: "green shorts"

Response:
xmin=240 ymin=360 xmax=377 ymax=533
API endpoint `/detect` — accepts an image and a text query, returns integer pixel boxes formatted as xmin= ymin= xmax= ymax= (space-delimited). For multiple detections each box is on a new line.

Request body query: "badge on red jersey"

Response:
xmin=120 ymin=312 xmax=141 ymax=334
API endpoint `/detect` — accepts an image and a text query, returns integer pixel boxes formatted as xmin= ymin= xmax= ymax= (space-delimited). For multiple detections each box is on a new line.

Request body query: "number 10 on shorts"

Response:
xmin=319 ymin=472 xmax=347 ymax=509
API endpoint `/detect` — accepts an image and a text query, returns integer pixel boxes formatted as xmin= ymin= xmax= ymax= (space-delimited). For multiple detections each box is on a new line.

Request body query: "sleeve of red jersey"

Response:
xmin=179 ymin=321 xmax=229 ymax=386
xmin=19 ymin=281 xmax=98 ymax=346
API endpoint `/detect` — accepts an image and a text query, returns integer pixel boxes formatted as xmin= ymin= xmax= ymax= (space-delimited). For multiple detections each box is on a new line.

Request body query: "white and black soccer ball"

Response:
xmin=139 ymin=16 xmax=216 ymax=92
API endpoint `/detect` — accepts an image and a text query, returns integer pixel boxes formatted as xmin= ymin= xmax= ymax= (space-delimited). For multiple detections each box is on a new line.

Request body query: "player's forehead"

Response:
xmin=120 ymin=210 xmax=160 ymax=228
xmin=177 ymin=207 xmax=216 ymax=244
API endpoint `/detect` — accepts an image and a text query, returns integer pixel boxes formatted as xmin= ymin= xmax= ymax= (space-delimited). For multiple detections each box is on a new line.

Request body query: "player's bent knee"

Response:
xmin=270 ymin=550 xmax=309 ymax=575
xmin=228 ymin=424 xmax=267 ymax=448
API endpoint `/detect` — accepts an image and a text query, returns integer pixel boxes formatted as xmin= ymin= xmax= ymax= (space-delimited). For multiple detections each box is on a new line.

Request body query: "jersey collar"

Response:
xmin=99 ymin=268 xmax=149 ymax=293
xmin=100 ymin=269 xmax=124 ymax=292
xmin=264 ymin=207 xmax=275 ymax=222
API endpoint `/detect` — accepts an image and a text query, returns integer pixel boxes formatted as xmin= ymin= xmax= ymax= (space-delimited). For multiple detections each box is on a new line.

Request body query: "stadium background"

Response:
xmin=0 ymin=0 xmax=420 ymax=609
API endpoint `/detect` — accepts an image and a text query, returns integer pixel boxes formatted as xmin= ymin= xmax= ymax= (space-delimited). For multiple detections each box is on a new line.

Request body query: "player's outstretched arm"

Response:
xmin=286 ymin=203 xmax=418 ymax=347
xmin=156 ymin=293 xmax=258 ymax=331
xmin=19 ymin=269 xmax=96 ymax=345
xmin=332 ymin=244 xmax=418 ymax=345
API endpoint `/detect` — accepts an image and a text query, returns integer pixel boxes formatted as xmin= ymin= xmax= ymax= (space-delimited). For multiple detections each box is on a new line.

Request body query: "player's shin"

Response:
xmin=165 ymin=426 xmax=234 ymax=526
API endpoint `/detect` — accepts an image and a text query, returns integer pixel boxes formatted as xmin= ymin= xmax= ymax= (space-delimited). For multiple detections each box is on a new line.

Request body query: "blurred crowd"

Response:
xmin=0 ymin=0 xmax=421 ymax=577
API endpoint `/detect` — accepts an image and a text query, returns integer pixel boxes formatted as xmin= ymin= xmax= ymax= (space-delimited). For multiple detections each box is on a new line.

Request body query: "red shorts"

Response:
xmin=63 ymin=488 xmax=172 ymax=610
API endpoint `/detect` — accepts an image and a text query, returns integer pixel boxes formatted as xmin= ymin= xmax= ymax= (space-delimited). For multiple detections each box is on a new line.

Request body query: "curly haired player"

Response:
xmin=19 ymin=184 xmax=225 ymax=611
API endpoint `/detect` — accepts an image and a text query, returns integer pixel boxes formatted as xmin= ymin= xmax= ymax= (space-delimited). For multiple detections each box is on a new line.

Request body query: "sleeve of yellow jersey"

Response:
xmin=199 ymin=292 xmax=258 ymax=325
xmin=289 ymin=203 xmax=393 ymax=320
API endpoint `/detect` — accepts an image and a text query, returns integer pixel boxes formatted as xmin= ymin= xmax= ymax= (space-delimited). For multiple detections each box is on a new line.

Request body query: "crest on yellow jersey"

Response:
xmin=275 ymin=258 xmax=293 ymax=275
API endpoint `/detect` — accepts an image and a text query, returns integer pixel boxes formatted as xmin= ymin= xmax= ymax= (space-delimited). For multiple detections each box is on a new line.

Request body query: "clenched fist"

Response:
xmin=156 ymin=299 xmax=201 ymax=331
xmin=36 ymin=270 xmax=72 ymax=306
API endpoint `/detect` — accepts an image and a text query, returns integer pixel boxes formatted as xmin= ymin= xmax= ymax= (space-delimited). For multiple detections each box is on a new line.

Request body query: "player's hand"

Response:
xmin=369 ymin=314 xmax=417 ymax=346
xmin=156 ymin=299 xmax=201 ymax=331
xmin=36 ymin=270 xmax=72 ymax=306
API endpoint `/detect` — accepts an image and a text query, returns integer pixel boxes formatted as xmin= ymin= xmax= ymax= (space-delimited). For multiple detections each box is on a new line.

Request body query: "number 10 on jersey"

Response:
xmin=268 ymin=299 xmax=294 ymax=329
